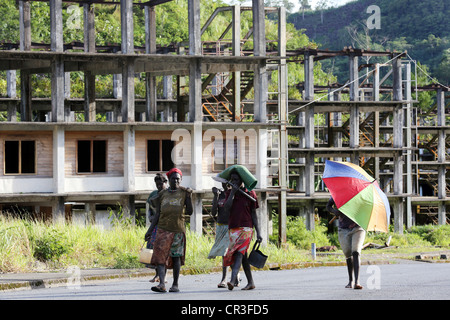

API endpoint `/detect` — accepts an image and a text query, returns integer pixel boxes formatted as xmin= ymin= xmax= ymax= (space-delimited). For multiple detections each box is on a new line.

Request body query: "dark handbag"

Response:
xmin=248 ymin=241 xmax=268 ymax=269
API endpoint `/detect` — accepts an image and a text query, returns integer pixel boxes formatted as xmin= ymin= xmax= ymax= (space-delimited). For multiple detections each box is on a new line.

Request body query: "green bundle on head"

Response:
xmin=218 ymin=165 xmax=258 ymax=191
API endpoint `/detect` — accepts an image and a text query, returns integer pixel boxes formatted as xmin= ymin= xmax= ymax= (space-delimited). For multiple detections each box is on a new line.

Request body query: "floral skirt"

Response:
xmin=223 ymin=227 xmax=253 ymax=267
xmin=150 ymin=228 xmax=185 ymax=269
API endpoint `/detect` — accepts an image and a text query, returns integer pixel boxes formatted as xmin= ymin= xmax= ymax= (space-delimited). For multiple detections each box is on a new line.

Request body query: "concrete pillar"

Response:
xmin=145 ymin=5 xmax=157 ymax=122
xmin=392 ymin=57 xmax=404 ymax=234
xmin=121 ymin=0 xmax=135 ymax=122
xmin=232 ymin=5 xmax=241 ymax=121
xmin=188 ymin=0 xmax=202 ymax=122
xmin=53 ymin=196 xmax=65 ymax=223
xmin=404 ymin=63 xmax=413 ymax=228
xmin=373 ymin=63 xmax=380 ymax=102
xmin=6 ymin=71 xmax=17 ymax=122
xmin=188 ymin=0 xmax=203 ymax=233
xmin=252 ymin=0 xmax=267 ymax=123
xmin=305 ymin=200 xmax=315 ymax=231
xmin=277 ymin=7 xmax=288 ymax=245
xmin=53 ymin=126 xmax=65 ymax=194
xmin=296 ymin=113 xmax=305 ymax=192
xmin=123 ymin=125 xmax=135 ymax=193
xmin=349 ymin=54 xmax=359 ymax=102
xmin=19 ymin=1 xmax=31 ymax=122
xmin=349 ymin=54 xmax=359 ymax=154
xmin=436 ymin=89 xmax=447 ymax=225
xmin=85 ymin=203 xmax=96 ymax=224
xmin=304 ymin=105 xmax=314 ymax=197
xmin=6 ymin=70 xmax=16 ymax=98
xmin=50 ymin=0 xmax=65 ymax=122
xmin=120 ymin=195 xmax=135 ymax=222
xmin=304 ymin=52 xmax=314 ymax=101
xmin=84 ymin=3 xmax=96 ymax=122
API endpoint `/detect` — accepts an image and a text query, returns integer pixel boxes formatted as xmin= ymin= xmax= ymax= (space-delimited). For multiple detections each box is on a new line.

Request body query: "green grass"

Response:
xmin=0 ymin=214 xmax=448 ymax=273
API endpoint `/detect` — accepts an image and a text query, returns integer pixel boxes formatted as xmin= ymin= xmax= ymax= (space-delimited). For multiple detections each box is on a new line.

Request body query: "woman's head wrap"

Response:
xmin=167 ymin=168 xmax=182 ymax=178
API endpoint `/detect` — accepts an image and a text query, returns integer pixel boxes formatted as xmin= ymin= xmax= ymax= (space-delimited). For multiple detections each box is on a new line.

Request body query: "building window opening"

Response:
xmin=147 ymin=139 xmax=174 ymax=172
xmin=4 ymin=140 xmax=36 ymax=174
xmin=77 ymin=140 xmax=107 ymax=173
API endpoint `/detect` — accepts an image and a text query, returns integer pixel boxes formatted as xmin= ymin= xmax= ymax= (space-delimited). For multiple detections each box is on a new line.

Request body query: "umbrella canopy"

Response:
xmin=322 ymin=160 xmax=391 ymax=232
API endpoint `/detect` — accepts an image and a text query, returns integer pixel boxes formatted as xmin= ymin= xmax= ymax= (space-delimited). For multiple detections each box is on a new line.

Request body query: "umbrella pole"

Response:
xmin=329 ymin=215 xmax=338 ymax=225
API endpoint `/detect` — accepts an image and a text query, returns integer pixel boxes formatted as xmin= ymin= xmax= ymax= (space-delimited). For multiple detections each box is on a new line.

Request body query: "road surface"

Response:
xmin=0 ymin=261 xmax=448 ymax=305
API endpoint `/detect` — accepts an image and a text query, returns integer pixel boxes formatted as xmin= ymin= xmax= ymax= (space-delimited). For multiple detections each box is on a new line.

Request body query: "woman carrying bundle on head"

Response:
xmin=222 ymin=168 xmax=262 ymax=291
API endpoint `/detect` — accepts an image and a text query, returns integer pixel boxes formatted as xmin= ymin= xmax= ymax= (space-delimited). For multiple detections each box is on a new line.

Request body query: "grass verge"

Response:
xmin=0 ymin=215 xmax=448 ymax=273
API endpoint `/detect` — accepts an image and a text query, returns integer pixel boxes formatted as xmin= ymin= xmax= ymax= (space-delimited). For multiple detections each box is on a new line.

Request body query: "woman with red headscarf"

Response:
xmin=145 ymin=168 xmax=193 ymax=293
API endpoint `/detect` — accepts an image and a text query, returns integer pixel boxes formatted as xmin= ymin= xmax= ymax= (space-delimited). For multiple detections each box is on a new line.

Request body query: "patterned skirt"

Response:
xmin=150 ymin=228 xmax=186 ymax=269
xmin=146 ymin=226 xmax=158 ymax=250
xmin=207 ymin=224 xmax=229 ymax=259
xmin=223 ymin=227 xmax=253 ymax=267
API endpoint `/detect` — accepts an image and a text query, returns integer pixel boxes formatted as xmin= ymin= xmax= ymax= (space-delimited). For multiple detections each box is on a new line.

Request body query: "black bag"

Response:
xmin=248 ymin=241 xmax=268 ymax=269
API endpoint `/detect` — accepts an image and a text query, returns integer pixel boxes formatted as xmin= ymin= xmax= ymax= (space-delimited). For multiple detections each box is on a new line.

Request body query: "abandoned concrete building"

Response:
xmin=0 ymin=0 xmax=448 ymax=243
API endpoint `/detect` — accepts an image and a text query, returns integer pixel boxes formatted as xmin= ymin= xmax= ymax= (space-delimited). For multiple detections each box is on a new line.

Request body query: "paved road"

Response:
xmin=0 ymin=261 xmax=448 ymax=303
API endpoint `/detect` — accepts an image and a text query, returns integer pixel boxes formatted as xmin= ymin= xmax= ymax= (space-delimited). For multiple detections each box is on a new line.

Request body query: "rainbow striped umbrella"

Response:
xmin=322 ymin=160 xmax=391 ymax=232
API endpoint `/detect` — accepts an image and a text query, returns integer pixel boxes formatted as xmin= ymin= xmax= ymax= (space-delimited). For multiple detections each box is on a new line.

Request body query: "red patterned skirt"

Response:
xmin=223 ymin=227 xmax=253 ymax=267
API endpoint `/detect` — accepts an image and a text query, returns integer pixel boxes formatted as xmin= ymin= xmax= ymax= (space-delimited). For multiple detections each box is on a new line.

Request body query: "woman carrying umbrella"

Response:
xmin=145 ymin=168 xmax=193 ymax=293
xmin=323 ymin=160 xmax=391 ymax=290
xmin=327 ymin=197 xmax=365 ymax=289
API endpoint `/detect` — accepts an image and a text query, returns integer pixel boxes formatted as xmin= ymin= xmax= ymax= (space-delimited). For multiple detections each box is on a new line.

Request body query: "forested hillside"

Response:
xmin=288 ymin=0 xmax=450 ymax=85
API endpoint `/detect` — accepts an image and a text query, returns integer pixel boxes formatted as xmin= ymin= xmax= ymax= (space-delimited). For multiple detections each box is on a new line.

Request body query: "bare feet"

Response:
xmin=241 ymin=284 xmax=255 ymax=290
xmin=345 ymin=282 xmax=353 ymax=288
xmin=227 ymin=282 xmax=234 ymax=290
xmin=354 ymin=283 xmax=363 ymax=289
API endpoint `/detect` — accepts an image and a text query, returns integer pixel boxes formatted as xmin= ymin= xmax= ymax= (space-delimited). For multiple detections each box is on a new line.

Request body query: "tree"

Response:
xmin=316 ymin=0 xmax=328 ymax=24
xmin=299 ymin=0 xmax=311 ymax=19
xmin=435 ymin=49 xmax=450 ymax=85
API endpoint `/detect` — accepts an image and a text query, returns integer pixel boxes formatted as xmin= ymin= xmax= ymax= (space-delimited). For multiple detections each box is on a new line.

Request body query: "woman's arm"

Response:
xmin=251 ymin=207 xmax=262 ymax=243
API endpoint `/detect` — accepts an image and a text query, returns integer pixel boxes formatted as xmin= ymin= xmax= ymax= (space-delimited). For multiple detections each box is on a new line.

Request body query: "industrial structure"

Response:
xmin=0 ymin=0 xmax=448 ymax=243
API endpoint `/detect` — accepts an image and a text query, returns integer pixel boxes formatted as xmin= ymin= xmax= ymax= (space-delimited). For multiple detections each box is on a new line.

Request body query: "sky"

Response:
xmin=306 ymin=0 xmax=354 ymax=9
xmin=228 ymin=0 xmax=356 ymax=12
xmin=294 ymin=0 xmax=355 ymax=11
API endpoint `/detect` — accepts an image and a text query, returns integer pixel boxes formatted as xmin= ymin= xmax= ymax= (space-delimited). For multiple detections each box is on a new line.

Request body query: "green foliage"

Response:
xmin=408 ymin=225 xmax=450 ymax=247
xmin=0 ymin=0 xmax=19 ymax=42
xmin=113 ymin=252 xmax=141 ymax=269
xmin=365 ymin=231 xmax=431 ymax=247
xmin=364 ymin=225 xmax=450 ymax=247
xmin=270 ymin=215 xmax=331 ymax=249
xmin=32 ymin=229 xmax=73 ymax=262
xmin=288 ymin=0 xmax=450 ymax=85
xmin=0 ymin=214 xmax=448 ymax=273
